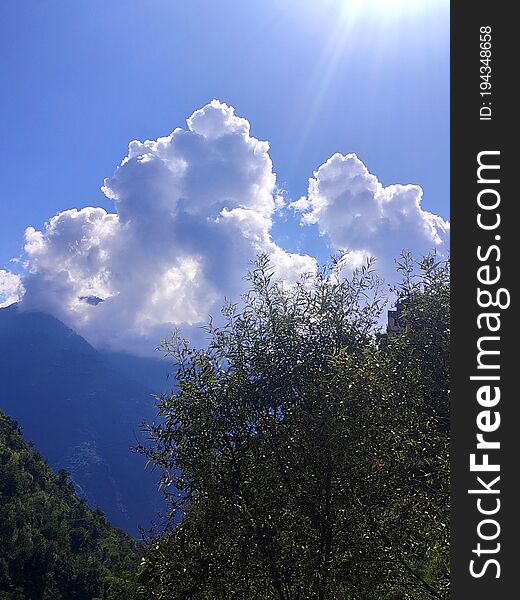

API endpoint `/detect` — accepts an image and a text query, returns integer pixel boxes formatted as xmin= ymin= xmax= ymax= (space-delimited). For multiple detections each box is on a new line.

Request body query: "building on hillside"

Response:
xmin=377 ymin=299 xmax=408 ymax=348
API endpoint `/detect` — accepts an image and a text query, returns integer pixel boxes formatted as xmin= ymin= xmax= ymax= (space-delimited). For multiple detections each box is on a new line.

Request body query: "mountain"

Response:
xmin=0 ymin=304 xmax=166 ymax=535
xmin=0 ymin=408 xmax=138 ymax=599
xmin=102 ymin=351 xmax=173 ymax=395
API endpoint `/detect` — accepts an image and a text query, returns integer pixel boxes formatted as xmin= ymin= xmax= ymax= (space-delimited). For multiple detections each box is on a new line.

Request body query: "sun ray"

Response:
xmin=287 ymin=0 xmax=448 ymax=174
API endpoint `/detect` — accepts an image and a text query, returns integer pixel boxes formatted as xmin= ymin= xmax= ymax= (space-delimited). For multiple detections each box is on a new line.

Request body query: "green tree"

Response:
xmin=136 ymin=254 xmax=449 ymax=600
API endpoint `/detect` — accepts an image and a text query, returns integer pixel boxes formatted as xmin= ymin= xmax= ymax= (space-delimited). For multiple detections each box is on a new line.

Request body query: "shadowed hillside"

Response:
xmin=0 ymin=409 xmax=139 ymax=599
xmin=0 ymin=304 xmax=164 ymax=535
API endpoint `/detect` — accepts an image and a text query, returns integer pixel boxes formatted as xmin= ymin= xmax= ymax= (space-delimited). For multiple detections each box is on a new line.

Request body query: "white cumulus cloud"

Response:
xmin=2 ymin=103 xmax=450 ymax=353
xmin=0 ymin=270 xmax=24 ymax=308
xmin=17 ymin=101 xmax=316 ymax=353
xmin=290 ymin=152 xmax=450 ymax=278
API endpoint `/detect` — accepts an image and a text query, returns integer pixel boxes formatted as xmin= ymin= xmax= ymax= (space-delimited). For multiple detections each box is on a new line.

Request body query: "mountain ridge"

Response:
xmin=0 ymin=304 xmax=165 ymax=535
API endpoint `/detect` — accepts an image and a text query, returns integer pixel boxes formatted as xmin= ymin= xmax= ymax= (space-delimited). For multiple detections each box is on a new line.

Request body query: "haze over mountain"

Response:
xmin=102 ymin=350 xmax=173 ymax=395
xmin=0 ymin=303 xmax=169 ymax=535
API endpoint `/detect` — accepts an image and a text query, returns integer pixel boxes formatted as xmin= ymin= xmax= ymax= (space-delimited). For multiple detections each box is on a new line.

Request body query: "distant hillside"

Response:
xmin=0 ymin=304 xmax=164 ymax=535
xmin=102 ymin=351 xmax=174 ymax=394
xmin=0 ymin=409 xmax=138 ymax=599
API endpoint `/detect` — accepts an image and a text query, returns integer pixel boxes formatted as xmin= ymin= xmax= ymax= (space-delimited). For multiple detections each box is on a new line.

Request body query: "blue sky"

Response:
xmin=0 ymin=0 xmax=450 ymax=352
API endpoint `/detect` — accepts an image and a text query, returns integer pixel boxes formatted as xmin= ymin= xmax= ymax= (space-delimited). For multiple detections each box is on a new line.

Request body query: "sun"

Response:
xmin=290 ymin=0 xmax=448 ymax=160
xmin=345 ymin=0 xmax=432 ymax=20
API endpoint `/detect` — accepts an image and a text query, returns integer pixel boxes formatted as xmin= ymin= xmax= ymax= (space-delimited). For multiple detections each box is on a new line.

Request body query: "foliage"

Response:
xmin=0 ymin=410 xmax=139 ymax=600
xmin=132 ymin=253 xmax=450 ymax=600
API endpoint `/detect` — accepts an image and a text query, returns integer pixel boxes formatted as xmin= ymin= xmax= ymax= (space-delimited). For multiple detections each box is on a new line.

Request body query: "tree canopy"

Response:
xmin=127 ymin=254 xmax=449 ymax=600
